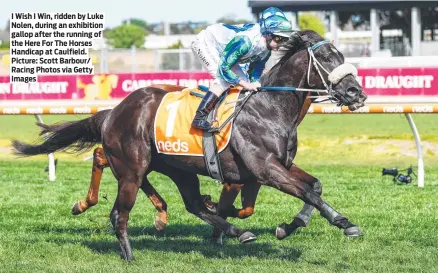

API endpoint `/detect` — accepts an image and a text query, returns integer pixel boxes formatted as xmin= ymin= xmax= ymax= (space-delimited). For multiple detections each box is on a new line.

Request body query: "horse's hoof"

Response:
xmin=206 ymin=205 xmax=217 ymax=215
xmin=344 ymin=226 xmax=362 ymax=237
xmin=239 ymin=231 xmax=257 ymax=244
xmin=120 ymin=252 xmax=135 ymax=262
xmin=154 ymin=216 xmax=167 ymax=232
xmin=202 ymin=195 xmax=218 ymax=214
xmin=71 ymin=202 xmax=83 ymax=215
xmin=275 ymin=222 xmax=288 ymax=240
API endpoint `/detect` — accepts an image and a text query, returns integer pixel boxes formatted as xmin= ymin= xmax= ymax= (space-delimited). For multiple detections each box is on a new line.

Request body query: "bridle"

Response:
xmin=304 ymin=39 xmax=358 ymax=105
xmin=227 ymin=36 xmax=360 ymax=109
xmin=306 ymin=40 xmax=335 ymax=101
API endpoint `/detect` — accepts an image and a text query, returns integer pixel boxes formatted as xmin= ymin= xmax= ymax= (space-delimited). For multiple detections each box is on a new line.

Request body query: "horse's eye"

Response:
xmin=273 ymin=36 xmax=288 ymax=43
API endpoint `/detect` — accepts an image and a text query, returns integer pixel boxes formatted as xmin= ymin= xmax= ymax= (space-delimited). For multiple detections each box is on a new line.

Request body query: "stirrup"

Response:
xmin=207 ymin=126 xmax=219 ymax=133
xmin=206 ymin=120 xmax=220 ymax=133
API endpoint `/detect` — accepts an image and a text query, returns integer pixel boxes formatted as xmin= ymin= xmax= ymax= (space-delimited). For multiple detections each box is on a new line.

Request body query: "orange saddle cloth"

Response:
xmin=154 ymin=87 xmax=242 ymax=156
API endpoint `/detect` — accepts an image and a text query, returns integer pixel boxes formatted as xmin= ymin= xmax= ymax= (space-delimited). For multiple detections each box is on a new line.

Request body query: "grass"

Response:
xmin=0 ymin=114 xmax=437 ymax=272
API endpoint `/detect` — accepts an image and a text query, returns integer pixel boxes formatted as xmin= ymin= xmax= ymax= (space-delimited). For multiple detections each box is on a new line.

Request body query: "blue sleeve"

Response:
xmin=248 ymin=51 xmax=271 ymax=82
xmin=217 ymin=36 xmax=252 ymax=85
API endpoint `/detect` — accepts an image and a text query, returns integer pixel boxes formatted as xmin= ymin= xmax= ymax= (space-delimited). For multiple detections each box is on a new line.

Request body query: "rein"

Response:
xmin=259 ymin=86 xmax=327 ymax=93
xmin=208 ymin=90 xmax=254 ymax=133
xmin=255 ymin=40 xmax=333 ymax=102
xmin=260 ymin=39 xmax=353 ymax=104
xmin=258 ymin=40 xmax=333 ymax=95
xmin=208 ymin=39 xmax=354 ymax=133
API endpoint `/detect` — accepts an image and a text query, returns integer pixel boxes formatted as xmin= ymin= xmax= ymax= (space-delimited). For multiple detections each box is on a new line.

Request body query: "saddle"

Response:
xmin=154 ymin=85 xmax=250 ymax=182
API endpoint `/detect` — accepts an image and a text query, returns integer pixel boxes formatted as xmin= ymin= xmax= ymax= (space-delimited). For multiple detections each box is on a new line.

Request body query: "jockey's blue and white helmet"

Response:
xmin=259 ymin=7 xmax=293 ymax=38
xmin=260 ymin=7 xmax=287 ymax=20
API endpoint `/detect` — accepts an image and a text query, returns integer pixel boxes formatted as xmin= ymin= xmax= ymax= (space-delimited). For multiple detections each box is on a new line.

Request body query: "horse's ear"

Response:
xmin=299 ymin=33 xmax=311 ymax=47
xmin=283 ymin=32 xmax=301 ymax=51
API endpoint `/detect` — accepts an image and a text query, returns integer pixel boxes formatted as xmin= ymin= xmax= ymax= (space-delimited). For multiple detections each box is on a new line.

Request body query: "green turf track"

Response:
xmin=0 ymin=114 xmax=437 ymax=272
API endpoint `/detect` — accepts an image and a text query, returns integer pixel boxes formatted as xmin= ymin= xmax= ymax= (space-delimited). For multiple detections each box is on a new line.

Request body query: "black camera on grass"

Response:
xmin=382 ymin=166 xmax=416 ymax=184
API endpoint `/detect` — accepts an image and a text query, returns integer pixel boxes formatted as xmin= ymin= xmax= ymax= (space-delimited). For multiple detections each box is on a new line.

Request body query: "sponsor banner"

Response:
xmin=0 ymin=73 xmax=214 ymax=101
xmin=0 ymin=105 xmax=115 ymax=115
xmin=357 ymin=68 xmax=438 ymax=96
xmin=0 ymin=67 xmax=437 ymax=100
xmin=1 ymin=104 xmax=437 ymax=115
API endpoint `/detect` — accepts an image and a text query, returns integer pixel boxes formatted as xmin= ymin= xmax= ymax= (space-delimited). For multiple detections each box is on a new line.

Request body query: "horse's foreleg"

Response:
xmin=140 ymin=177 xmax=168 ymax=232
xmin=72 ymin=147 xmax=108 ymax=215
xmin=165 ymin=169 xmax=256 ymax=244
xmin=275 ymin=164 xmax=321 ymax=239
xmin=258 ymin=159 xmax=361 ymax=239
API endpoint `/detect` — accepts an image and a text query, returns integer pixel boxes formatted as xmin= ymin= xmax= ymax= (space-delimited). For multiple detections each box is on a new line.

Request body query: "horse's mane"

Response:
xmin=259 ymin=30 xmax=328 ymax=86
xmin=276 ymin=30 xmax=324 ymax=66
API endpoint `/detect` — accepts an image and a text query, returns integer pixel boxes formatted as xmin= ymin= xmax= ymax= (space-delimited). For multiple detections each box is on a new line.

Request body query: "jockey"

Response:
xmin=191 ymin=7 xmax=294 ymax=130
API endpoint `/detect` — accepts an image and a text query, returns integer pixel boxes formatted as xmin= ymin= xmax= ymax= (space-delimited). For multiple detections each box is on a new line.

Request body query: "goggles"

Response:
xmin=272 ymin=35 xmax=289 ymax=43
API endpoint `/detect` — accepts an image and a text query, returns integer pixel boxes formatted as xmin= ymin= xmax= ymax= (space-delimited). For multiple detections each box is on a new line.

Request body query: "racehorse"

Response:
xmin=68 ymin=84 xmax=313 ymax=239
xmin=12 ymin=30 xmax=367 ymax=261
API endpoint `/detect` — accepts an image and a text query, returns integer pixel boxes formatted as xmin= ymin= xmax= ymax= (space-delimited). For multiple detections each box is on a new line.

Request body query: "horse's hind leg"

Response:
xmin=107 ymin=152 xmax=147 ymax=262
xmin=212 ymin=182 xmax=261 ymax=243
xmin=165 ymin=169 xmax=256 ymax=244
xmin=71 ymin=147 xmax=169 ymax=232
xmin=110 ymin=176 xmax=141 ymax=261
xmin=220 ymin=183 xmax=261 ymax=220
xmin=140 ymin=176 xmax=168 ymax=231
xmin=72 ymin=147 xmax=108 ymax=215
xmin=211 ymin=183 xmax=242 ymax=243
xmin=105 ymin=135 xmax=152 ymax=261
xmin=236 ymin=183 xmax=261 ymax=219
xmin=140 ymin=174 xmax=218 ymax=232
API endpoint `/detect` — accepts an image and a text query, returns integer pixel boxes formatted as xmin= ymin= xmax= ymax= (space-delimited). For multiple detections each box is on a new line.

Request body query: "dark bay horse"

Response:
xmin=12 ymin=30 xmax=367 ymax=261
xmin=69 ymin=85 xmax=313 ymax=238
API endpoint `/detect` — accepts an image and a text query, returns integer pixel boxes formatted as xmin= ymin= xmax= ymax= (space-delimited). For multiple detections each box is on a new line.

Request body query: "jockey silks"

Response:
xmin=191 ymin=23 xmax=271 ymax=89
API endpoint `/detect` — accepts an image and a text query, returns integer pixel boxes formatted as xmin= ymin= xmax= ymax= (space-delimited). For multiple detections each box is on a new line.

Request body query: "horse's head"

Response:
xmin=284 ymin=30 xmax=367 ymax=111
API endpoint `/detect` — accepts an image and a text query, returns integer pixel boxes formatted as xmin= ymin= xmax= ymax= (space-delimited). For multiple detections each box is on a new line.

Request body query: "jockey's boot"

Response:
xmin=191 ymin=91 xmax=219 ymax=130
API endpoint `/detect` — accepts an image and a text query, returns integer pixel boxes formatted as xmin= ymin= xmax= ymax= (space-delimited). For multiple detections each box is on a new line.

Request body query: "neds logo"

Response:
xmin=157 ymin=139 xmax=189 ymax=153
xmin=412 ymin=105 xmax=433 ymax=113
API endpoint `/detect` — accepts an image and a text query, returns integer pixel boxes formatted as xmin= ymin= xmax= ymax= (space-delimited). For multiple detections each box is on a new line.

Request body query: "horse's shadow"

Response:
xmin=38 ymin=222 xmax=324 ymax=239
xmin=37 ymin=223 xmax=307 ymax=260
xmin=83 ymin=237 xmax=302 ymax=260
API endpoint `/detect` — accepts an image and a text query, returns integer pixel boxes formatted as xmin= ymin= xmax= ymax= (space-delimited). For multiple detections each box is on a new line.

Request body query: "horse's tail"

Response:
xmin=11 ymin=109 xmax=110 ymax=156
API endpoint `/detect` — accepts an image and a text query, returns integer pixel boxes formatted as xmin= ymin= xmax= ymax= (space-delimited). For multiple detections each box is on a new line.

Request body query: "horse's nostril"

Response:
xmin=347 ymin=86 xmax=359 ymax=95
